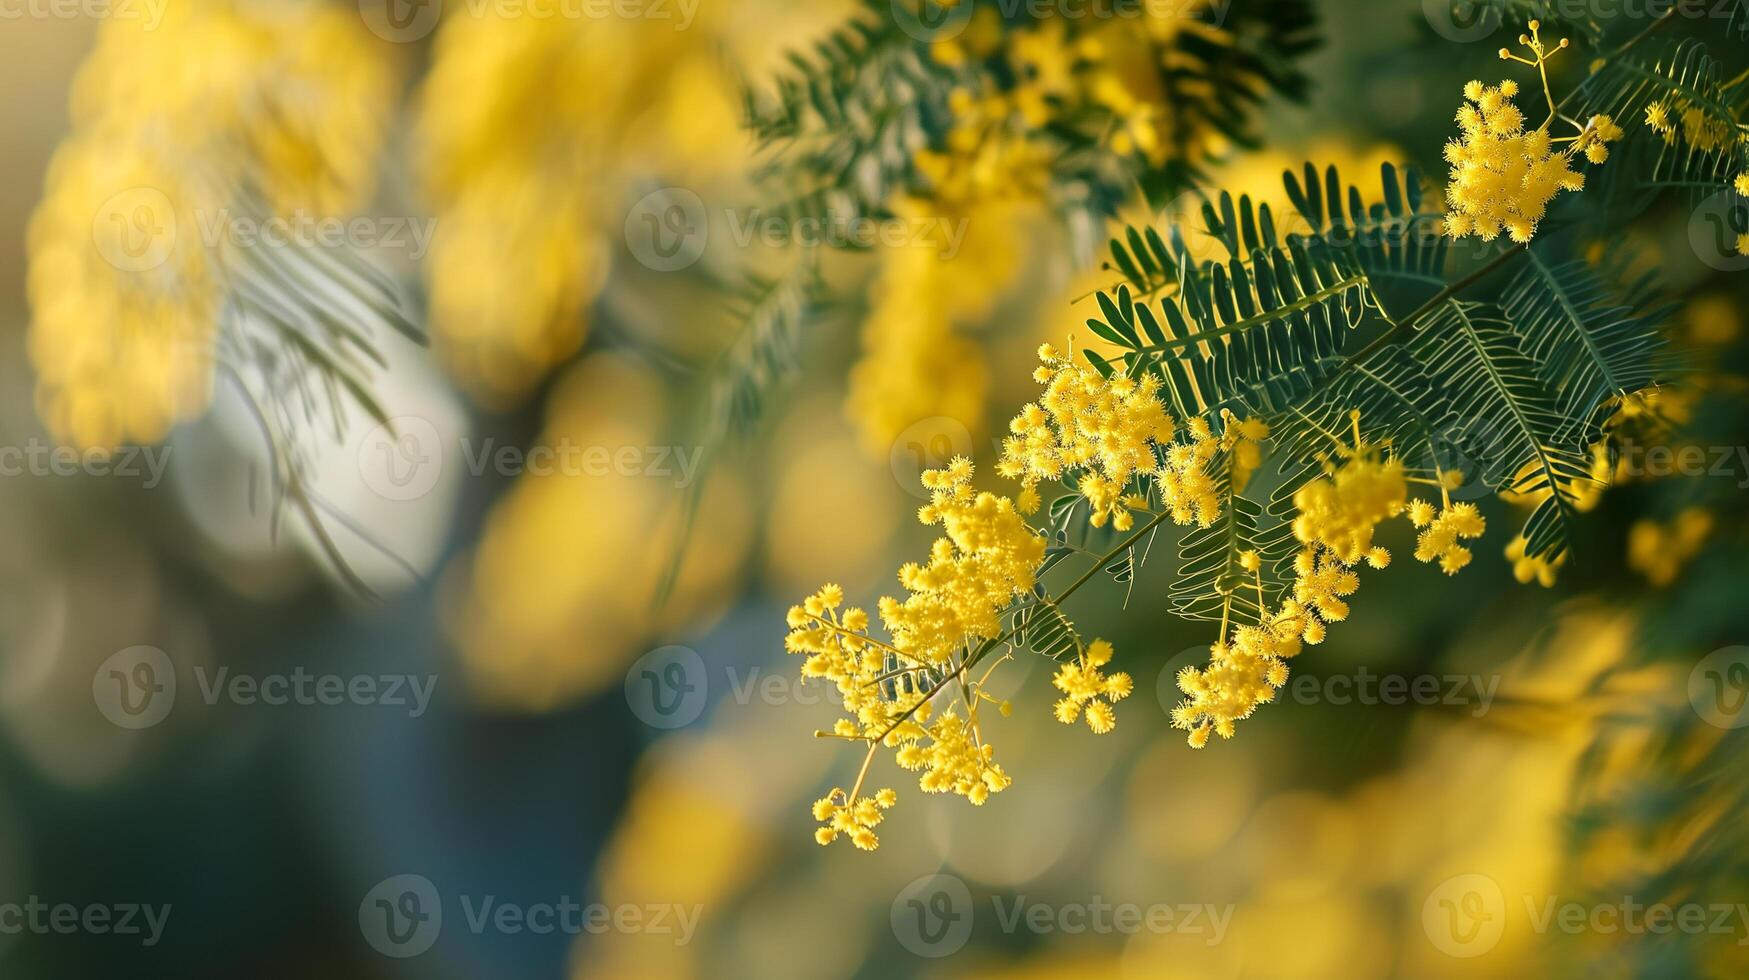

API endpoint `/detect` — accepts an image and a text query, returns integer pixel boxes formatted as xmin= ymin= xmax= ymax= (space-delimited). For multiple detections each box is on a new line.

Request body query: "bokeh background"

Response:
xmin=2 ymin=1 xmax=1748 ymax=977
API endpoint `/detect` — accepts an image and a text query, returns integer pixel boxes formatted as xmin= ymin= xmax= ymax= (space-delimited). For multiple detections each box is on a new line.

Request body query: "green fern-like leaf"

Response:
xmin=1170 ymin=490 xmax=1295 ymax=623
xmin=1085 ymin=238 xmax=1373 ymax=420
xmin=1571 ymin=39 xmax=1746 ymax=207
xmin=1500 ymin=248 xmax=1667 ymax=438
xmin=1014 ymin=597 xmax=1084 ymax=662
xmin=1412 ymin=301 xmax=1595 ymax=561
xmin=1282 ymin=162 xmax=1449 ymax=308
xmin=1421 ymin=0 xmax=1605 ymax=44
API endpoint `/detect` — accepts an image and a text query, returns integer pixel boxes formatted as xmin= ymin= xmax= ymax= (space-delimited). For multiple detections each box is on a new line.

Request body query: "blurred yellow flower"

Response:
xmin=27 ymin=0 xmax=394 ymax=447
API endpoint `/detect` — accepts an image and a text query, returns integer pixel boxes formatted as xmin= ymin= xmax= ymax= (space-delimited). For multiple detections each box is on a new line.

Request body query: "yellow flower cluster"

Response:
xmin=27 ymin=0 xmax=392 ymax=447
xmin=999 ymin=344 xmax=1175 ymax=528
xmin=1051 ymin=639 xmax=1132 ymax=734
xmin=1442 ymin=25 xmax=1621 ymax=244
xmin=812 ymin=787 xmax=897 ymax=850
xmin=787 ymin=463 xmax=1042 ymax=849
xmin=1627 ymin=508 xmax=1712 ymax=587
xmin=1171 ymin=413 xmax=1488 ymax=747
xmin=1645 ymin=99 xmax=1736 ymax=152
xmin=1000 ymin=344 xmax=1243 ymax=531
xmin=880 ymin=459 xmax=1047 ymax=664
xmin=1407 ymin=500 xmax=1488 ymax=574
xmin=1290 ymin=452 xmax=1407 ymax=565
xmin=786 ymin=584 xmax=904 ymax=736
xmin=895 ymin=709 xmax=1012 ymax=804
xmin=923 ymin=3 xmax=1244 ymax=196
xmin=1172 ymin=600 xmax=1313 ymax=747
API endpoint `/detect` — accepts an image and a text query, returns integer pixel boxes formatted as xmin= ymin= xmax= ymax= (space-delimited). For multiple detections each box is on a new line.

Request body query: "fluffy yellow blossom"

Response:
xmin=1443 ymin=25 xmax=1619 ymax=243
xmin=895 ymin=709 xmax=1013 ymax=805
xmin=1170 ymin=409 xmax=1478 ymax=748
xmin=27 ymin=0 xmax=393 ymax=447
xmin=787 ymin=461 xmax=1043 ymax=850
xmin=877 ymin=460 xmax=1047 ymax=665
xmin=1171 ymin=602 xmax=1311 ymax=746
xmin=1735 ymin=174 xmax=1749 ymax=197
xmin=1051 ymin=639 xmax=1132 ymax=734
xmin=1000 ymin=345 xmax=1240 ymax=531
xmin=1291 ymin=453 xmax=1408 ymax=564
xmin=1157 ymin=417 xmax=1228 ymax=528
xmin=1645 ymin=102 xmax=1673 ymax=138
xmin=1627 ymin=508 xmax=1712 ymax=587
xmin=786 ymin=585 xmax=911 ymax=735
xmin=813 ymin=786 xmax=897 ymax=850
xmin=1409 ymin=501 xmax=1488 ymax=574
xmin=1000 ymin=345 xmax=1176 ymax=529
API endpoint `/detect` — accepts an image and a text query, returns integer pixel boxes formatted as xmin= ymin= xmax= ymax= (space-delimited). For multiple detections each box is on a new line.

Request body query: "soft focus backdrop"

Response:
xmin=2 ymin=2 xmax=1748 ymax=978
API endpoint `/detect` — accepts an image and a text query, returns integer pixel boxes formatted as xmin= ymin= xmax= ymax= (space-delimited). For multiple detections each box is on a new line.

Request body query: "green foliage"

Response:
xmin=742 ymin=2 xmax=948 ymax=222
xmin=1500 ymin=249 xmax=1666 ymax=438
xmin=1013 ymin=597 xmax=1084 ymax=661
xmin=1084 ymin=238 xmax=1372 ymax=421
xmin=1571 ymin=38 xmax=1748 ymax=207
xmin=1282 ymin=162 xmax=1450 ymax=307
xmin=218 ymin=200 xmax=426 ymax=596
xmin=1171 ymin=489 xmax=1295 ymax=623
xmin=1410 ymin=301 xmax=1596 ymax=561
